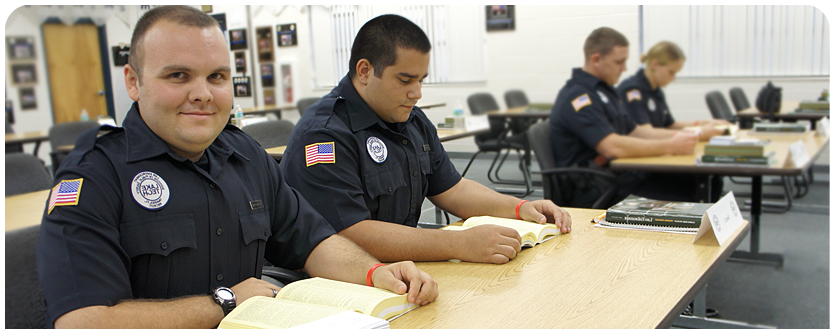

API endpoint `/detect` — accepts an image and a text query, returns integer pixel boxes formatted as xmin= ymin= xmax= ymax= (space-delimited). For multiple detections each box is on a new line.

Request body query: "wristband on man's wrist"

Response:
xmin=516 ymin=200 xmax=529 ymax=220
xmin=366 ymin=263 xmax=385 ymax=287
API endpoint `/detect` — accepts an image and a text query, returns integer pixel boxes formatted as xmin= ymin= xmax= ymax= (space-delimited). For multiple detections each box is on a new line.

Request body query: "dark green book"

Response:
xmin=798 ymin=100 xmax=829 ymax=110
xmin=605 ymin=198 xmax=712 ymax=231
xmin=701 ymin=152 xmax=776 ymax=165
xmin=704 ymin=144 xmax=770 ymax=156
xmin=752 ymin=123 xmax=808 ymax=133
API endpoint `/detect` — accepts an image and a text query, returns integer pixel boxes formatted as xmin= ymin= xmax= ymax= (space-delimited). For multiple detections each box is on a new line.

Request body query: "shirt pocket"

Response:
xmin=121 ymin=214 xmax=196 ymax=257
xmin=239 ymin=209 xmax=271 ymax=245
xmin=364 ymin=162 xmax=408 ymax=199
xmin=418 ymin=152 xmax=433 ymax=176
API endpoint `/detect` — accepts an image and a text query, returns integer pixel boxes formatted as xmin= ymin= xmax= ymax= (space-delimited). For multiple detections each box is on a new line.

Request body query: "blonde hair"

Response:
xmin=640 ymin=41 xmax=685 ymax=66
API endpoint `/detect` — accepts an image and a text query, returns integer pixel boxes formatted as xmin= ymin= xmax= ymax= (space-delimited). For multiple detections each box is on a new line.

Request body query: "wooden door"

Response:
xmin=43 ymin=23 xmax=107 ymax=124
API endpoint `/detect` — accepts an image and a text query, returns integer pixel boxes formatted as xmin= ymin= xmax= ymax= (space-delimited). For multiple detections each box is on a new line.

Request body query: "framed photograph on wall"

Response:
xmin=280 ymin=63 xmax=294 ymax=104
xmin=233 ymin=76 xmax=251 ymax=97
xmin=19 ymin=87 xmax=36 ymax=110
xmin=210 ymin=13 xmax=226 ymax=35
xmin=263 ymin=88 xmax=276 ymax=106
xmin=234 ymin=52 xmax=246 ymax=73
xmin=11 ymin=64 xmax=37 ymax=85
xmin=112 ymin=45 xmax=130 ymax=66
xmin=261 ymin=64 xmax=274 ymax=87
xmin=229 ymin=29 xmax=247 ymax=50
xmin=276 ymin=24 xmax=297 ymax=47
xmin=256 ymin=26 xmax=274 ymax=62
xmin=486 ymin=5 xmax=515 ymax=31
xmin=6 ymin=36 xmax=35 ymax=60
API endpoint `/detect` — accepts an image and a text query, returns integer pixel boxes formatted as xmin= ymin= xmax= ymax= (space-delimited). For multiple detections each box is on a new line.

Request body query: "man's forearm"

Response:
xmin=595 ymin=134 xmax=671 ymax=159
xmin=336 ymin=221 xmax=463 ymax=263
xmin=303 ymin=234 xmax=382 ymax=284
xmin=55 ymin=295 xmax=222 ymax=329
xmin=429 ymin=178 xmax=520 ymax=220
xmin=630 ymin=124 xmax=677 ymax=139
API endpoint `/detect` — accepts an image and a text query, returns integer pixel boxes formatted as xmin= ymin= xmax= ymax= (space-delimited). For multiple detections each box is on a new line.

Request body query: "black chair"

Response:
xmin=6 ymin=121 xmax=23 ymax=153
xmin=296 ymin=97 xmax=320 ymax=118
xmin=241 ymin=120 xmax=295 ymax=148
xmin=48 ymin=121 xmax=99 ymax=175
xmin=6 ymin=225 xmax=47 ymax=328
xmin=526 ymin=121 xmax=617 ymax=209
xmin=6 ymin=153 xmax=52 ymax=196
xmin=705 ymin=91 xmax=736 ymax=123
xmin=504 ymin=90 xmax=530 ymax=108
xmin=461 ymin=92 xmax=532 ymax=197
xmin=261 ymin=266 xmax=310 ymax=288
xmin=729 ymin=87 xmax=751 ymax=112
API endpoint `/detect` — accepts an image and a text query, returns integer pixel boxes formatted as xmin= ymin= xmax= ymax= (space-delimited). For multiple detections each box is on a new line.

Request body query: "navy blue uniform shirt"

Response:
xmin=549 ymin=68 xmax=637 ymax=168
xmin=36 ymin=103 xmax=335 ymax=327
xmin=282 ymin=75 xmax=462 ymax=232
xmin=617 ymin=68 xmax=675 ymax=128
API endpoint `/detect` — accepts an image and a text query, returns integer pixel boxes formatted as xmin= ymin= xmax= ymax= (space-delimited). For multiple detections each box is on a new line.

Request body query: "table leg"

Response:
xmin=671 ymin=285 xmax=774 ymax=329
xmin=729 ymin=175 xmax=784 ymax=267
xmin=33 ymin=141 xmax=42 ymax=156
xmin=695 ymin=175 xmax=712 ymax=203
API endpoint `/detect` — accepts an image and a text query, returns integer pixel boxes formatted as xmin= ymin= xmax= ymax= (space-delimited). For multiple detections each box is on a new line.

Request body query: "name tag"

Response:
xmin=250 ymin=200 xmax=264 ymax=210
xmin=784 ymin=140 xmax=810 ymax=168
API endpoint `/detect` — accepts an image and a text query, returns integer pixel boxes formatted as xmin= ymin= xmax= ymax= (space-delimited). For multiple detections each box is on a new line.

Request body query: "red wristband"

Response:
xmin=366 ymin=263 xmax=385 ymax=287
xmin=516 ymin=200 xmax=529 ymax=220
xmin=694 ymin=120 xmax=699 ymax=126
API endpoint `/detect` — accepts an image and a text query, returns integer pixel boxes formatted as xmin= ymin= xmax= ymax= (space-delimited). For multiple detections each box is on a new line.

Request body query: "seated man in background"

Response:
xmin=282 ymin=14 xmax=571 ymax=265
xmin=549 ymin=27 xmax=722 ymax=208
xmin=617 ymin=41 xmax=730 ymax=140
xmin=36 ymin=6 xmax=437 ymax=329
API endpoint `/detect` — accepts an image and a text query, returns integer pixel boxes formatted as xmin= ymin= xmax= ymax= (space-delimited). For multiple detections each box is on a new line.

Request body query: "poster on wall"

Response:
xmin=210 ymin=13 xmax=227 ymax=38
xmin=261 ymin=64 xmax=274 ymax=87
xmin=234 ymin=52 xmax=246 ymax=73
xmin=229 ymin=29 xmax=247 ymax=50
xmin=19 ymin=88 xmax=36 ymax=110
xmin=233 ymin=76 xmax=251 ymax=97
xmin=11 ymin=64 xmax=37 ymax=85
xmin=280 ymin=63 xmax=293 ymax=104
xmin=256 ymin=26 xmax=274 ymax=62
xmin=6 ymin=36 xmax=35 ymax=59
xmin=264 ymin=88 xmax=276 ymax=106
xmin=486 ymin=5 xmax=515 ymax=31
xmin=276 ymin=24 xmax=297 ymax=47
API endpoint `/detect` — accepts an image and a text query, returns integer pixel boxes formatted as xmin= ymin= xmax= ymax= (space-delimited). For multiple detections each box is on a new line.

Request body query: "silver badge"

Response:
xmin=648 ymin=98 xmax=657 ymax=112
xmin=366 ymin=136 xmax=387 ymax=164
xmin=597 ymin=90 xmax=609 ymax=104
xmin=131 ymin=171 xmax=170 ymax=210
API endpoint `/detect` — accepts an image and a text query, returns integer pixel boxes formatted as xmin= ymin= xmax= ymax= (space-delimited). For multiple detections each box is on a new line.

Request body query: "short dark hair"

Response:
xmin=348 ymin=14 xmax=431 ymax=79
xmin=129 ymin=5 xmax=221 ymax=82
xmin=583 ymin=27 xmax=629 ymax=61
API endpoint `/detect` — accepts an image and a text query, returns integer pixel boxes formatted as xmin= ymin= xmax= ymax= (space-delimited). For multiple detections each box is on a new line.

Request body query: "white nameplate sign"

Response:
xmin=817 ymin=117 xmax=830 ymax=137
xmin=464 ymin=115 xmax=490 ymax=132
xmin=783 ymin=140 xmax=810 ymax=168
xmin=694 ymin=192 xmax=744 ymax=246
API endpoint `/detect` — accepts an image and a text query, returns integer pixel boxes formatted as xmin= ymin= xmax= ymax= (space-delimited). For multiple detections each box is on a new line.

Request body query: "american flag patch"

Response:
xmin=305 ymin=142 xmax=336 ymax=167
xmin=571 ymin=94 xmax=592 ymax=112
xmin=627 ymin=89 xmax=642 ymax=102
xmin=47 ymin=178 xmax=83 ymax=214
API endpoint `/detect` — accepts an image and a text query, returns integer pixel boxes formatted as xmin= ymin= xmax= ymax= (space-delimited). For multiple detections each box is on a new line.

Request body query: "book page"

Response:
xmin=277 ymin=277 xmax=409 ymax=318
xmin=290 ymin=311 xmax=389 ymax=329
xmin=463 ymin=216 xmax=557 ymax=240
xmin=219 ymin=296 xmax=347 ymax=329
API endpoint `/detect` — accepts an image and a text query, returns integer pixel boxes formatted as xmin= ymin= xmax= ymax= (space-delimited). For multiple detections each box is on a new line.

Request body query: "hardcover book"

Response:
xmin=604 ymin=198 xmax=715 ymax=232
xmin=443 ymin=216 xmax=559 ymax=248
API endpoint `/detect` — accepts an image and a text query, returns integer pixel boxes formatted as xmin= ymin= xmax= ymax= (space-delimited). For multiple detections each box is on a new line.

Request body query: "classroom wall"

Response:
xmin=5 ymin=5 xmax=830 ymax=160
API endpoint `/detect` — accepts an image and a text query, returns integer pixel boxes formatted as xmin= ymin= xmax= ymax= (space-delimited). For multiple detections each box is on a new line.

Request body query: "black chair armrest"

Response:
xmin=539 ymin=167 xmax=617 ymax=182
xmin=261 ymin=266 xmax=310 ymax=287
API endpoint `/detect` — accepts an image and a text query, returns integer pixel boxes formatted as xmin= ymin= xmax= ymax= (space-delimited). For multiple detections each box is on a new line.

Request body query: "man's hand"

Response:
xmin=518 ymin=200 xmax=572 ymax=233
xmin=453 ymin=224 xmax=522 ymax=264
xmin=698 ymin=124 xmax=726 ymax=141
xmin=230 ymin=277 xmax=283 ymax=304
xmin=704 ymin=119 xmax=732 ymax=126
xmin=667 ymin=131 xmax=698 ymax=155
xmin=370 ymin=261 xmax=439 ymax=306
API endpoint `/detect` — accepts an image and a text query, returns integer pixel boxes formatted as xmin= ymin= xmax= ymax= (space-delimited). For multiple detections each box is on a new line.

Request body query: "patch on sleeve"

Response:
xmin=626 ymin=89 xmax=642 ymax=102
xmin=47 ymin=178 xmax=84 ymax=214
xmin=571 ymin=94 xmax=592 ymax=112
xmin=305 ymin=142 xmax=336 ymax=166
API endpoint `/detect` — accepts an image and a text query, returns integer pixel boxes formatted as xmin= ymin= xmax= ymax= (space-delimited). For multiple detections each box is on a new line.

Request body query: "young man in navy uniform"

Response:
xmin=549 ymin=27 xmax=718 ymax=208
xmin=35 ymin=6 xmax=437 ymax=329
xmin=282 ymin=14 xmax=571 ymax=265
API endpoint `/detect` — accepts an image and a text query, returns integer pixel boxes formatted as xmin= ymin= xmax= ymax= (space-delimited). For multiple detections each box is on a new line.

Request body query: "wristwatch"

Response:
xmin=212 ymin=286 xmax=236 ymax=316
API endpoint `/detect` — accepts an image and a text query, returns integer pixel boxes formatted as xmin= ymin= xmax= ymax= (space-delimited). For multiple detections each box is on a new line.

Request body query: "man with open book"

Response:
xmin=35 ymin=6 xmax=437 ymax=329
xmin=282 ymin=14 xmax=572 ymax=265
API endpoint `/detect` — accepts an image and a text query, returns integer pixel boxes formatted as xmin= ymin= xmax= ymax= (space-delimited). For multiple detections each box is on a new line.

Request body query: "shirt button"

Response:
xmin=264 ymin=229 xmax=269 ymax=237
xmin=413 ymin=171 xmax=418 ymax=176
xmin=216 ymin=228 xmax=223 ymax=236
xmin=388 ymin=186 xmax=393 ymax=192
xmin=216 ymin=274 xmax=223 ymax=281
xmin=402 ymin=140 xmax=408 ymax=145
xmin=210 ymin=183 xmax=217 ymax=189
xmin=160 ymin=242 xmax=168 ymax=250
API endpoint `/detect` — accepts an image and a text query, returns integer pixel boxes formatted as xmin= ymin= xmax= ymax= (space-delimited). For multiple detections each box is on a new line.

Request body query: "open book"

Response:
xmin=443 ymin=216 xmax=559 ymax=247
xmin=218 ymin=277 xmax=417 ymax=329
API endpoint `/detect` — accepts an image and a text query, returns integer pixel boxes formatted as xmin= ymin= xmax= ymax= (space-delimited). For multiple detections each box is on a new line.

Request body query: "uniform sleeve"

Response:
xmin=555 ymin=92 xmax=618 ymax=150
xmin=281 ymin=127 xmax=370 ymax=232
xmin=425 ymin=121 xmax=462 ymax=196
xmin=620 ymin=87 xmax=651 ymax=125
xmin=36 ymin=153 xmax=131 ymax=327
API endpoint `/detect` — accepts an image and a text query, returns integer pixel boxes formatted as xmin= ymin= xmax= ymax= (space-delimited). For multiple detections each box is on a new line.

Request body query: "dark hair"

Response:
xmin=583 ymin=27 xmax=629 ymax=61
xmin=348 ymin=14 xmax=431 ymax=79
xmin=129 ymin=5 xmax=221 ymax=82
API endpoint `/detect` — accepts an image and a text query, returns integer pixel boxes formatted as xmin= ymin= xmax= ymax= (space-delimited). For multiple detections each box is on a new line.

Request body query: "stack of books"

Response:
xmin=796 ymin=100 xmax=829 ymax=113
xmin=700 ymin=136 xmax=775 ymax=166
xmin=750 ymin=123 xmax=809 ymax=134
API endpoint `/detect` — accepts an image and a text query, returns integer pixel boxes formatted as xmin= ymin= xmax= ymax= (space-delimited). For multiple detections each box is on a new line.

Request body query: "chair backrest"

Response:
xmin=5 ymin=225 xmax=47 ymax=328
xmin=6 ymin=153 xmax=53 ymax=196
xmin=6 ymin=120 xmax=23 ymax=153
xmin=467 ymin=93 xmax=506 ymax=143
xmin=241 ymin=120 xmax=295 ymax=148
xmin=526 ymin=121 xmax=560 ymax=203
xmin=296 ymin=97 xmax=320 ymax=118
xmin=728 ymin=87 xmax=751 ymax=112
xmin=504 ymin=90 xmax=530 ymax=108
xmin=704 ymin=91 xmax=735 ymax=122
xmin=48 ymin=121 xmax=100 ymax=149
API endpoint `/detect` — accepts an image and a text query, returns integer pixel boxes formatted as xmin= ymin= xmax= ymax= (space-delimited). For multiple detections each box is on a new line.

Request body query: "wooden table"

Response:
xmin=611 ymin=130 xmax=829 ymax=267
xmin=391 ymin=208 xmax=750 ymax=329
xmin=5 ymin=130 xmax=49 ymax=155
xmin=417 ymin=102 xmax=447 ymax=109
xmin=487 ymin=106 xmax=551 ymax=119
xmin=4 ymin=189 xmax=50 ymax=232
xmin=237 ymin=104 xmax=298 ymax=120
xmin=737 ymin=101 xmax=829 ymax=128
